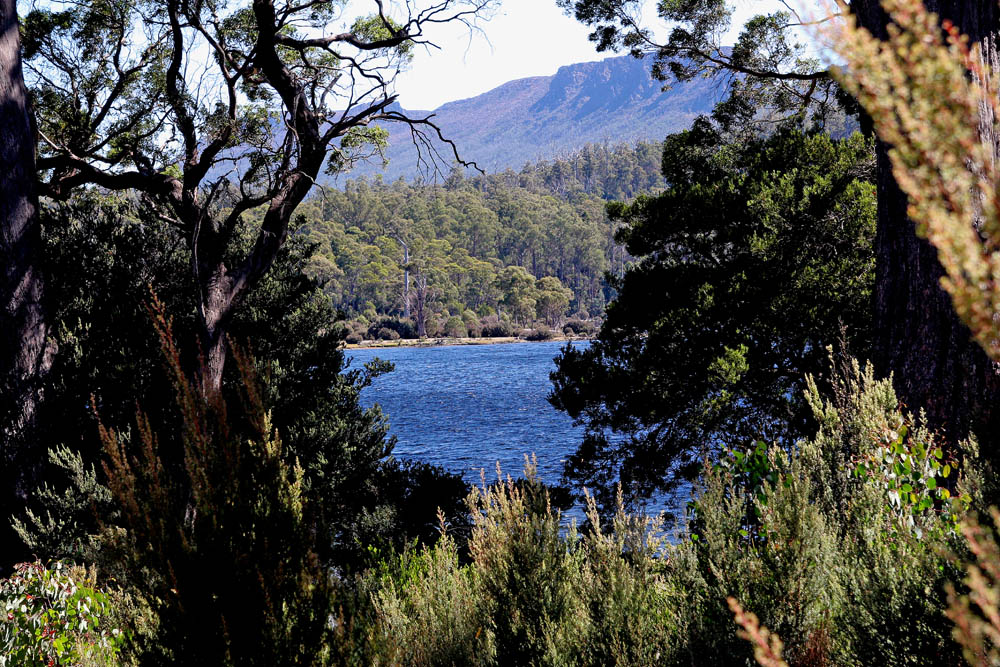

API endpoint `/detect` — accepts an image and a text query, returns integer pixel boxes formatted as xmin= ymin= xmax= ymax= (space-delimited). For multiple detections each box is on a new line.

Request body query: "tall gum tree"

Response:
xmin=0 ymin=0 xmax=51 ymax=521
xmin=21 ymin=0 xmax=494 ymax=393
xmin=558 ymin=0 xmax=1000 ymax=445
xmin=851 ymin=0 xmax=1000 ymax=444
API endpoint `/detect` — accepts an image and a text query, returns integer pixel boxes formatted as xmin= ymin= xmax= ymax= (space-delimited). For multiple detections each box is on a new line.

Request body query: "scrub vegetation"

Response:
xmin=4 ymin=0 xmax=1000 ymax=665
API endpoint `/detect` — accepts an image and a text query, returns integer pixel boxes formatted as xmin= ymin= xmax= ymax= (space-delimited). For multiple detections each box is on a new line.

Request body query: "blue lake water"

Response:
xmin=347 ymin=341 xmax=586 ymax=486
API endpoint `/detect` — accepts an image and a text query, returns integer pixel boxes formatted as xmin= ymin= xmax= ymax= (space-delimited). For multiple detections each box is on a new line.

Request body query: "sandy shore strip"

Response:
xmin=345 ymin=334 xmax=589 ymax=350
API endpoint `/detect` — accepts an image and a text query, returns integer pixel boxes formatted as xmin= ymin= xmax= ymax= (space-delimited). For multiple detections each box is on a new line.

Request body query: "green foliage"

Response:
xmin=854 ymin=413 xmax=972 ymax=538
xmin=21 ymin=194 xmax=463 ymax=572
xmin=366 ymin=317 xmax=418 ymax=340
xmin=93 ymin=299 xmax=332 ymax=666
xmin=0 ymin=561 xmax=126 ymax=666
xmin=370 ymin=534 xmax=486 ymax=666
xmin=367 ymin=461 xmax=678 ymax=666
xmin=301 ymin=140 xmax=660 ymax=324
xmin=360 ymin=358 xmax=984 ymax=666
xmin=466 ymin=468 xmax=586 ymax=664
xmin=550 ymin=123 xmax=876 ymax=511
xmin=946 ymin=509 xmax=1000 ymax=666
xmin=671 ymin=358 xmax=973 ymax=666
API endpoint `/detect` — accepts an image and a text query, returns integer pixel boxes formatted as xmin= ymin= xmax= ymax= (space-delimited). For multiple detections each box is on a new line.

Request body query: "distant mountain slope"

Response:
xmin=348 ymin=55 xmax=723 ymax=181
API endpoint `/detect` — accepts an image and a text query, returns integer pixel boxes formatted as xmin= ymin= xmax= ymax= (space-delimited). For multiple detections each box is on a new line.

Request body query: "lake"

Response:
xmin=347 ymin=340 xmax=586 ymax=487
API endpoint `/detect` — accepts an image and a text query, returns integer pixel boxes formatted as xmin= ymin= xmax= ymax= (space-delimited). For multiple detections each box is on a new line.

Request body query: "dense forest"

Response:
xmin=5 ymin=0 xmax=1000 ymax=665
xmin=297 ymin=141 xmax=661 ymax=338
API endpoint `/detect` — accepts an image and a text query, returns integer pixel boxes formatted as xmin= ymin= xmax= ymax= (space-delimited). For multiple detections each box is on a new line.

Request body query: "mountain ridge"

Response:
xmin=344 ymin=54 xmax=723 ymax=181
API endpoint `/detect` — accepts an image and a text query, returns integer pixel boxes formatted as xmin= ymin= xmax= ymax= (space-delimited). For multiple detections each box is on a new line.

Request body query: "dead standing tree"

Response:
xmin=23 ymin=0 xmax=493 ymax=393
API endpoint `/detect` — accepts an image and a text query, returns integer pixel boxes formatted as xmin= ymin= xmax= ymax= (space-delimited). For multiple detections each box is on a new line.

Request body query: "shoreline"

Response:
xmin=345 ymin=334 xmax=590 ymax=350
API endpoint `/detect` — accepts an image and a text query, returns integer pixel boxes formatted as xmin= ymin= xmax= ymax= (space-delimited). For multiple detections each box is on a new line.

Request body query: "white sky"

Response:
xmin=393 ymin=0 xmax=789 ymax=110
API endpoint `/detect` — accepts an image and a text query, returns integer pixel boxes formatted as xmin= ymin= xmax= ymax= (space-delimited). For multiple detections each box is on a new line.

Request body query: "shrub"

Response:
xmin=479 ymin=316 xmax=514 ymax=338
xmin=367 ymin=461 xmax=679 ymax=666
xmin=947 ymin=508 xmax=1000 ymax=665
xmin=0 ymin=561 xmax=126 ymax=666
xmin=523 ymin=325 xmax=552 ymax=341
xmin=340 ymin=460 xmax=471 ymax=560
xmin=367 ymin=317 xmax=417 ymax=340
xmin=370 ymin=535 xmax=487 ymax=666
xmin=562 ymin=318 xmax=596 ymax=336
xmin=425 ymin=314 xmax=444 ymax=338
xmin=94 ymin=299 xmax=333 ymax=665
xmin=376 ymin=327 xmax=401 ymax=341
xmin=443 ymin=316 xmax=467 ymax=339
xmin=462 ymin=310 xmax=481 ymax=338
xmin=467 ymin=468 xmax=586 ymax=664
xmin=669 ymin=357 xmax=973 ymax=665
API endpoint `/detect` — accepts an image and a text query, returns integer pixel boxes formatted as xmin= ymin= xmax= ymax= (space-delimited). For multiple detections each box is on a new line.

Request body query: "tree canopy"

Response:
xmin=558 ymin=0 xmax=1000 ymax=456
xmin=549 ymin=122 xmax=876 ymax=510
xmin=20 ymin=0 xmax=496 ymax=390
xmin=297 ymin=140 xmax=665 ymax=329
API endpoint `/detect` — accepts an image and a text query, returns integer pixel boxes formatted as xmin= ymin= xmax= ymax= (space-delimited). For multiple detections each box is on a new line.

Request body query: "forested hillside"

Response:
xmin=298 ymin=141 xmax=662 ymax=337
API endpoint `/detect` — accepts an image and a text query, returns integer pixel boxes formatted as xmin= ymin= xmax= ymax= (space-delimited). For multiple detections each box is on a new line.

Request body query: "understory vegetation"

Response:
xmin=10 ymin=0 xmax=1000 ymax=665
xmin=8 ymin=354 xmax=998 ymax=666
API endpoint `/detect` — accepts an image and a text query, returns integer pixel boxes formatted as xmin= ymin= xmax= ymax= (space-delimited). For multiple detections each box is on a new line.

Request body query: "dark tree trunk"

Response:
xmin=1 ymin=0 xmax=50 ymax=552
xmin=200 ymin=270 xmax=233 ymax=396
xmin=855 ymin=0 xmax=1000 ymax=444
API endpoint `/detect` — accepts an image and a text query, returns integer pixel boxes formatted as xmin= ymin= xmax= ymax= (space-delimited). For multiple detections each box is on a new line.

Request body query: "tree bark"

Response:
xmin=1 ymin=0 xmax=51 ymax=547
xmin=855 ymin=0 xmax=1000 ymax=444
xmin=199 ymin=266 xmax=236 ymax=396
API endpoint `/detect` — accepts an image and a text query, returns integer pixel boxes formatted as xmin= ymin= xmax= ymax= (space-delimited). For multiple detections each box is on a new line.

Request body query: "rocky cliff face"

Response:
xmin=344 ymin=55 xmax=721 ymax=181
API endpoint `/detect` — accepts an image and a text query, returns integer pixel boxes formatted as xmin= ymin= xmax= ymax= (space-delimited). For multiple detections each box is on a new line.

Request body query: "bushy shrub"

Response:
xmin=376 ymin=327 xmax=401 ymax=341
xmin=562 ymin=318 xmax=596 ymax=336
xmin=0 ymin=561 xmax=126 ymax=666
xmin=370 ymin=535 xmax=487 ymax=665
xmin=367 ymin=317 xmax=417 ymax=340
xmin=425 ymin=314 xmax=444 ymax=338
xmin=523 ymin=325 xmax=552 ymax=341
xmin=364 ymin=358 xmax=983 ymax=666
xmin=479 ymin=316 xmax=514 ymax=338
xmin=444 ymin=316 xmax=467 ymax=339
xmin=340 ymin=320 xmax=368 ymax=344
xmin=94 ymin=300 xmax=333 ymax=665
xmin=668 ymin=358 xmax=973 ymax=665
xmin=340 ymin=460 xmax=471 ymax=561
xmin=367 ymin=462 xmax=678 ymax=666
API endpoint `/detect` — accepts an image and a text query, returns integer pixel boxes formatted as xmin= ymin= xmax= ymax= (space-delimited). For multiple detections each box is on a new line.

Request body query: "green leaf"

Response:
xmin=926 ymin=477 xmax=937 ymax=490
xmin=942 ymin=464 xmax=951 ymax=478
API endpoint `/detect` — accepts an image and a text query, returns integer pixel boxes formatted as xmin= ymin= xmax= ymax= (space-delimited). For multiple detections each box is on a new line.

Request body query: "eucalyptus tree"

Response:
xmin=558 ymin=0 xmax=1000 ymax=446
xmin=0 ymin=0 xmax=51 ymax=534
xmin=21 ymin=0 xmax=495 ymax=392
